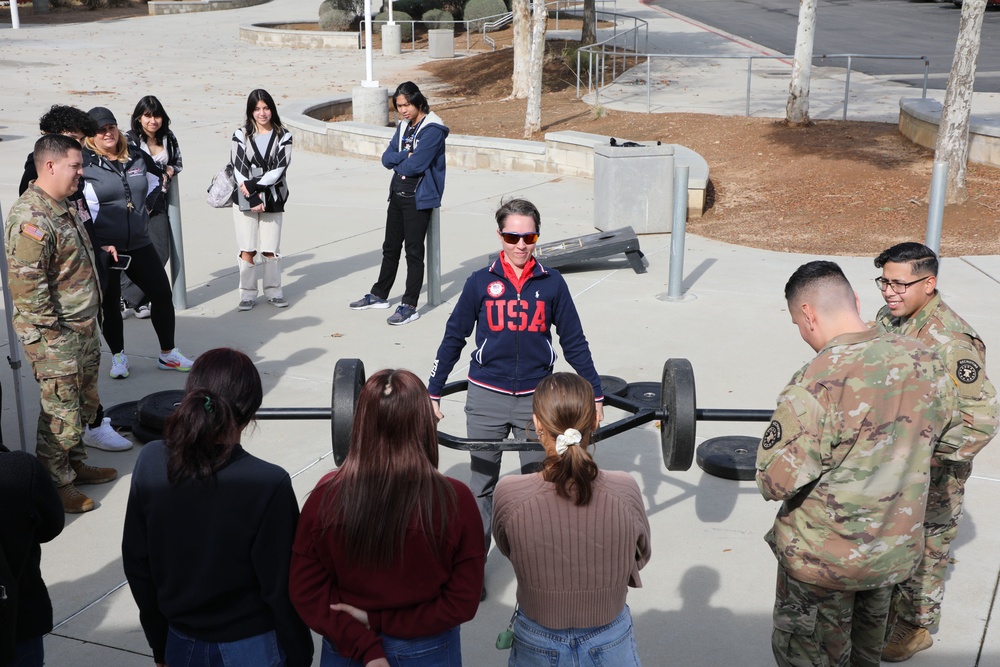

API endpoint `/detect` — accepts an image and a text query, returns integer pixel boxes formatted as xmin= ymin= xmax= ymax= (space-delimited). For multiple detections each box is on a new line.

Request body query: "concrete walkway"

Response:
xmin=1 ymin=1 xmax=1000 ymax=665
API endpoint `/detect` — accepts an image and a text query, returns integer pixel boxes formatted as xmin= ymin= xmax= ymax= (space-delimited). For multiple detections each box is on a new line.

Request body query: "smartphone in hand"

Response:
xmin=109 ymin=254 xmax=132 ymax=271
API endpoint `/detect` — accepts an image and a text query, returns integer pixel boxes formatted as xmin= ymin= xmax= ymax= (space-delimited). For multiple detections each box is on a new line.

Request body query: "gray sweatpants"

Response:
xmin=465 ymin=383 xmax=545 ymax=553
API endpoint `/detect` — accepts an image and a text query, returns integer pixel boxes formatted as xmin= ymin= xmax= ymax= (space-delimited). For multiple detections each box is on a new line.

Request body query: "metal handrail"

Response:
xmin=577 ymin=46 xmax=930 ymax=119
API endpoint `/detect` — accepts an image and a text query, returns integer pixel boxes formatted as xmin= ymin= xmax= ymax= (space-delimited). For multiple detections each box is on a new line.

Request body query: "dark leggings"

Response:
xmin=372 ymin=192 xmax=432 ymax=308
xmin=101 ymin=243 xmax=175 ymax=354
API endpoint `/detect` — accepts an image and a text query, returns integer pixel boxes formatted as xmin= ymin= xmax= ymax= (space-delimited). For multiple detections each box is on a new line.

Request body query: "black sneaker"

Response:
xmin=387 ymin=304 xmax=419 ymax=326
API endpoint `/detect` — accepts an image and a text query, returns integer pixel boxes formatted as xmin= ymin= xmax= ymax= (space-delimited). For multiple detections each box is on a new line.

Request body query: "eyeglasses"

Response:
xmin=500 ymin=231 xmax=539 ymax=245
xmin=874 ymin=276 xmax=930 ymax=294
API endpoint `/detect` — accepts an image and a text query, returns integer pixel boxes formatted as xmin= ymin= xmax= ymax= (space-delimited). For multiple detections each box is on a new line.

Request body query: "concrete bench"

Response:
xmin=899 ymin=97 xmax=1000 ymax=167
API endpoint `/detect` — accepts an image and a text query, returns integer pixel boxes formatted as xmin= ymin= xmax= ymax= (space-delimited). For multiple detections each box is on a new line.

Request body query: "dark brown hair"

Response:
xmin=319 ymin=369 xmax=456 ymax=568
xmin=533 ymin=373 xmax=599 ymax=506
xmin=163 ymin=348 xmax=263 ymax=484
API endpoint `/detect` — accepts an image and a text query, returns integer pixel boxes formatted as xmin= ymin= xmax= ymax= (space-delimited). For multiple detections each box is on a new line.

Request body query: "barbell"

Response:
xmin=123 ymin=358 xmax=775 ymax=473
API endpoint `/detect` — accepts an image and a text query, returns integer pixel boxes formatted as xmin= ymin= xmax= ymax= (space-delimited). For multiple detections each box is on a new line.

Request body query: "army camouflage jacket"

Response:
xmin=757 ymin=328 xmax=962 ymax=591
xmin=5 ymin=184 xmax=101 ymax=346
xmin=877 ymin=293 xmax=999 ymax=462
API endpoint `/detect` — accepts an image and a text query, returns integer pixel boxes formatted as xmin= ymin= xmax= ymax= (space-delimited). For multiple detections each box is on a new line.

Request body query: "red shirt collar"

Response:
xmin=498 ymin=251 xmax=536 ymax=294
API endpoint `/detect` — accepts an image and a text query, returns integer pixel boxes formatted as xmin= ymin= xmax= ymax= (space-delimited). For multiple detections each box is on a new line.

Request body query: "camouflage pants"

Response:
xmin=896 ymin=461 xmax=972 ymax=629
xmin=22 ymin=326 xmax=101 ymax=487
xmin=772 ymin=566 xmax=892 ymax=667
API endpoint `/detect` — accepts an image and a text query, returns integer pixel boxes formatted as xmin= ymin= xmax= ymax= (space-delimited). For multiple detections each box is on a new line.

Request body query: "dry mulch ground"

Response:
xmin=421 ymin=43 xmax=1000 ymax=257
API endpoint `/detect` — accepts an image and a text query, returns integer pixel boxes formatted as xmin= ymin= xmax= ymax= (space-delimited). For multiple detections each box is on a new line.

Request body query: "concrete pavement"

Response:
xmin=2 ymin=0 xmax=1000 ymax=665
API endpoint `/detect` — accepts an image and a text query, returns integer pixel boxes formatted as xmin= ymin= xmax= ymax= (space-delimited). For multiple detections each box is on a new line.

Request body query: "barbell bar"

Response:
xmin=129 ymin=358 xmax=775 ymax=472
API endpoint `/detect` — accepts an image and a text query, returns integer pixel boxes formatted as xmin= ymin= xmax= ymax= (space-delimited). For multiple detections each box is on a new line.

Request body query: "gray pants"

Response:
xmin=122 ymin=209 xmax=171 ymax=307
xmin=465 ymin=383 xmax=545 ymax=553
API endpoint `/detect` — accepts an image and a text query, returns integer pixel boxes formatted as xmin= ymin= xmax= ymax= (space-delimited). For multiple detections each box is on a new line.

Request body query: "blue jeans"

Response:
xmin=320 ymin=626 xmax=461 ymax=666
xmin=509 ymin=606 xmax=641 ymax=667
xmin=165 ymin=627 xmax=286 ymax=667
xmin=10 ymin=636 xmax=44 ymax=667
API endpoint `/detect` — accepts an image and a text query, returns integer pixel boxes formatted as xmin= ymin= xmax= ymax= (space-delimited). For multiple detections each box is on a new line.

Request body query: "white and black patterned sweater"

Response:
xmin=230 ymin=127 xmax=292 ymax=212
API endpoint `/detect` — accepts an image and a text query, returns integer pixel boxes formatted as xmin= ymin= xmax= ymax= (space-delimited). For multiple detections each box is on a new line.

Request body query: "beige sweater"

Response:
xmin=492 ymin=470 xmax=651 ymax=629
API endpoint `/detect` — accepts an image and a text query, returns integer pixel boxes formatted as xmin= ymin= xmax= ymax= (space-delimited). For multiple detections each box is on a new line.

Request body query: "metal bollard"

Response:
xmin=426 ymin=207 xmax=441 ymax=306
xmin=666 ymin=166 xmax=690 ymax=300
xmin=167 ymin=177 xmax=188 ymax=310
xmin=925 ymin=160 xmax=948 ymax=256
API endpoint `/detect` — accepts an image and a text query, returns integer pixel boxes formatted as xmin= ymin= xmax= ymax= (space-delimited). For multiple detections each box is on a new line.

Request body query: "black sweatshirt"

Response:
xmin=0 ymin=447 xmax=65 ymax=665
xmin=121 ymin=441 xmax=313 ymax=666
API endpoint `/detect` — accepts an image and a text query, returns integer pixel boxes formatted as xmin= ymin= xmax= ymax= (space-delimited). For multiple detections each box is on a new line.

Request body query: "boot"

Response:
xmin=58 ymin=483 xmax=95 ymax=513
xmin=70 ymin=461 xmax=117 ymax=485
xmin=882 ymin=617 xmax=933 ymax=662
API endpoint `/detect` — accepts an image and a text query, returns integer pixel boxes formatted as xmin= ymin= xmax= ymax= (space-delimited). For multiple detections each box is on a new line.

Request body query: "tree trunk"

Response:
xmin=785 ymin=0 xmax=817 ymax=125
xmin=510 ymin=0 xmax=531 ymax=98
xmin=936 ymin=0 xmax=987 ymax=205
xmin=581 ymin=0 xmax=596 ymax=45
xmin=524 ymin=1 xmax=547 ymax=137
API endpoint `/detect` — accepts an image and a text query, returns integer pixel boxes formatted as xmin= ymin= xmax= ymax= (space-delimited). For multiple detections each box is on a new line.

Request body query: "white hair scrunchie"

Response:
xmin=554 ymin=428 xmax=582 ymax=455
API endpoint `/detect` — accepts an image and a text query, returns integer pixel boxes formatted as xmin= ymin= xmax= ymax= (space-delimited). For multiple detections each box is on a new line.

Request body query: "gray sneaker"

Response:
xmin=238 ymin=299 xmax=255 ymax=311
xmin=268 ymin=297 xmax=289 ymax=308
xmin=350 ymin=293 xmax=390 ymax=310
xmin=387 ymin=304 xmax=420 ymax=326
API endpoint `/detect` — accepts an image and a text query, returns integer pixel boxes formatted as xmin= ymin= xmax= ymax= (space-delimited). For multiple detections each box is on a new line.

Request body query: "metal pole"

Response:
xmin=0 ymin=204 xmax=33 ymax=451
xmin=925 ymin=160 xmax=948 ymax=255
xmin=843 ymin=56 xmax=852 ymax=121
xmin=426 ymin=208 xmax=442 ymax=306
xmin=167 ymin=176 xmax=188 ymax=310
xmin=646 ymin=58 xmax=651 ymax=113
xmin=922 ymin=58 xmax=929 ymax=98
xmin=667 ymin=166 xmax=690 ymax=299
xmin=10 ymin=0 xmax=20 ymax=28
xmin=577 ymin=50 xmax=582 ymax=98
xmin=746 ymin=56 xmax=753 ymax=117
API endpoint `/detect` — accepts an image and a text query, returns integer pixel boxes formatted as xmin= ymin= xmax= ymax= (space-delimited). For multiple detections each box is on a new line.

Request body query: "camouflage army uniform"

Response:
xmin=877 ymin=294 xmax=999 ymax=629
xmin=5 ymin=183 xmax=102 ymax=487
xmin=757 ymin=328 xmax=962 ymax=667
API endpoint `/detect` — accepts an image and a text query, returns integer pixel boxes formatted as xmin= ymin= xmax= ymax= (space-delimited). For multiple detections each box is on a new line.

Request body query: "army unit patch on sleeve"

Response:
xmin=762 ymin=420 xmax=782 ymax=450
xmin=20 ymin=224 xmax=45 ymax=242
xmin=956 ymin=359 xmax=981 ymax=384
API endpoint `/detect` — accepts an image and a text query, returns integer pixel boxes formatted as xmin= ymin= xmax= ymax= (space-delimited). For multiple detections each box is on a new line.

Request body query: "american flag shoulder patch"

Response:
xmin=20 ymin=224 xmax=45 ymax=242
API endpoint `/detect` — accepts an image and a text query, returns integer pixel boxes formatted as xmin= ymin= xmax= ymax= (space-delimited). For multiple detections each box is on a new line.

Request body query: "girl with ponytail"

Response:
xmin=122 ymin=348 xmax=313 ymax=667
xmin=493 ymin=372 xmax=652 ymax=666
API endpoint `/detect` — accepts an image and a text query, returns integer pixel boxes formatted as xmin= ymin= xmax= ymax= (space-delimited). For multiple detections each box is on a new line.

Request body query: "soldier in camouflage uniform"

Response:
xmin=5 ymin=134 xmax=119 ymax=514
xmin=873 ymin=242 xmax=999 ymax=661
xmin=757 ymin=260 xmax=963 ymax=667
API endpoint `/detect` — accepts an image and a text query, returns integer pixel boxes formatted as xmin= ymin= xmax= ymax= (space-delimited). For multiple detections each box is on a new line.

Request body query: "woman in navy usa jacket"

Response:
xmin=426 ymin=199 xmax=604 ymax=594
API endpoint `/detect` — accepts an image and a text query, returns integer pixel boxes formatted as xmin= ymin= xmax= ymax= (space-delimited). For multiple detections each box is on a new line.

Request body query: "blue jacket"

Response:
xmin=381 ymin=111 xmax=448 ymax=211
xmin=428 ymin=258 xmax=604 ymax=401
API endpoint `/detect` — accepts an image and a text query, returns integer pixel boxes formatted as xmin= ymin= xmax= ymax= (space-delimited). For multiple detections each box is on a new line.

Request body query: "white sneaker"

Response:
xmin=158 ymin=348 xmax=193 ymax=372
xmin=82 ymin=417 xmax=133 ymax=452
xmin=120 ymin=297 xmax=133 ymax=320
xmin=134 ymin=304 xmax=151 ymax=319
xmin=110 ymin=352 xmax=129 ymax=379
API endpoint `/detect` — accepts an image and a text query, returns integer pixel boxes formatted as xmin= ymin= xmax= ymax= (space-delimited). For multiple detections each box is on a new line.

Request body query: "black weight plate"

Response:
xmin=661 ymin=358 xmax=696 ymax=471
xmin=696 ymin=435 xmax=759 ymax=481
xmin=598 ymin=375 xmax=628 ymax=398
xmin=130 ymin=417 xmax=164 ymax=444
xmin=332 ymin=358 xmax=366 ymax=467
xmin=137 ymin=390 xmax=185 ymax=431
xmin=105 ymin=401 xmax=138 ymax=431
xmin=625 ymin=382 xmax=661 ymax=409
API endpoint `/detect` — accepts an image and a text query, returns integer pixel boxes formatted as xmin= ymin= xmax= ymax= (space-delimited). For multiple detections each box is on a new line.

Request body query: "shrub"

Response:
xmin=319 ymin=0 xmax=356 ymax=29
xmin=422 ymin=8 xmax=454 ymax=29
xmin=463 ymin=0 xmax=507 ymax=31
xmin=374 ymin=10 xmax=414 ymax=40
xmin=395 ymin=0 xmax=438 ymax=18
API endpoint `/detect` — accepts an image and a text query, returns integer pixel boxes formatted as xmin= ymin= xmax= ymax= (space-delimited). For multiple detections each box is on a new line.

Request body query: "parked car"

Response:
xmin=954 ymin=0 xmax=1000 ymax=7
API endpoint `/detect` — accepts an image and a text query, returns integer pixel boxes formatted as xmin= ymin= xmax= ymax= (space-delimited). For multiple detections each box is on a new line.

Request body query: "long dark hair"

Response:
xmin=534 ymin=373 xmax=599 ymax=506
xmin=130 ymin=95 xmax=171 ymax=144
xmin=319 ymin=369 xmax=456 ymax=568
xmin=243 ymin=89 xmax=285 ymax=139
xmin=163 ymin=348 xmax=263 ymax=484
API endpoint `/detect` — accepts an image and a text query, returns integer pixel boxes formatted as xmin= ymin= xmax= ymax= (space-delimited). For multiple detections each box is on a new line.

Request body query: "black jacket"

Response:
xmin=81 ymin=145 xmax=160 ymax=251
xmin=0 ymin=445 xmax=65 ymax=665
